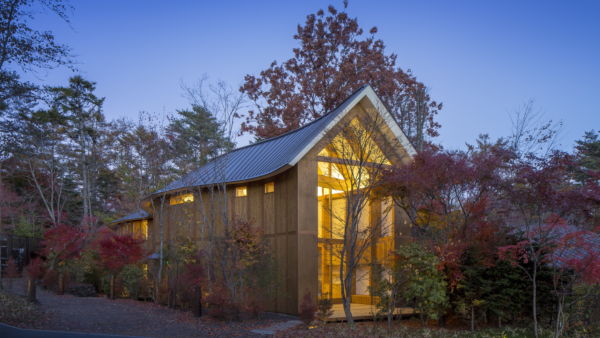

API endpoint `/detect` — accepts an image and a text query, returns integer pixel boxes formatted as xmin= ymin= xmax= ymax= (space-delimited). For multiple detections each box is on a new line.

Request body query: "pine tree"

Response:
xmin=166 ymin=105 xmax=233 ymax=174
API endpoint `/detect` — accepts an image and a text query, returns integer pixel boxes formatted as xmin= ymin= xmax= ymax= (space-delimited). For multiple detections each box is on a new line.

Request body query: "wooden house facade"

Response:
xmin=113 ymin=85 xmax=416 ymax=315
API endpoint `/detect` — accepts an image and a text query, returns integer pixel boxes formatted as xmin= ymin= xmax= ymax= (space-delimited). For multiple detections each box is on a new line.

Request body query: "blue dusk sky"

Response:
xmin=24 ymin=0 xmax=600 ymax=150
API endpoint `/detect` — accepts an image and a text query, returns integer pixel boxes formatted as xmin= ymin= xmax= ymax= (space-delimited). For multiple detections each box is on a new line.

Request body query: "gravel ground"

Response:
xmin=5 ymin=278 xmax=292 ymax=337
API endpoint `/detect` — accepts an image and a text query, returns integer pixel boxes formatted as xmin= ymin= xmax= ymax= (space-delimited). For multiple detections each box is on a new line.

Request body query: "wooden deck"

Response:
xmin=328 ymin=303 xmax=416 ymax=321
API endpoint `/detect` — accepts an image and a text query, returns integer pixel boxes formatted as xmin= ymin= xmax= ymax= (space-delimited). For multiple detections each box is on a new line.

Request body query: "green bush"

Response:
xmin=454 ymin=247 xmax=557 ymax=329
xmin=316 ymin=295 xmax=334 ymax=322
xmin=396 ymin=243 xmax=448 ymax=321
xmin=120 ymin=264 xmax=144 ymax=299
xmin=564 ymin=284 xmax=600 ymax=337
xmin=12 ymin=216 xmax=42 ymax=238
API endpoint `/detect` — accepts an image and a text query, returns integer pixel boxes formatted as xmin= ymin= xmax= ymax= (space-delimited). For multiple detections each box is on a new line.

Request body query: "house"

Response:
xmin=109 ymin=209 xmax=151 ymax=241
xmin=113 ymin=85 xmax=416 ymax=315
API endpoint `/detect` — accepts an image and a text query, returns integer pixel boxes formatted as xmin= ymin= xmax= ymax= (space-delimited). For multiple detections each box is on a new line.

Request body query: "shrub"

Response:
xmin=316 ymin=296 xmax=333 ymax=322
xmin=101 ymin=274 xmax=124 ymax=298
xmin=121 ymin=264 xmax=144 ymax=299
xmin=205 ymin=285 xmax=239 ymax=320
xmin=396 ymin=243 xmax=448 ymax=321
xmin=25 ymin=257 xmax=45 ymax=281
xmin=98 ymin=233 xmax=144 ymax=299
xmin=0 ymin=291 xmax=43 ymax=326
xmin=565 ymin=284 xmax=600 ymax=336
xmin=299 ymin=290 xmax=317 ymax=325
xmin=41 ymin=269 xmax=58 ymax=290
xmin=69 ymin=250 xmax=103 ymax=293
xmin=241 ymin=298 xmax=261 ymax=319
xmin=41 ymin=224 xmax=86 ymax=293
xmin=12 ymin=216 xmax=43 ymax=238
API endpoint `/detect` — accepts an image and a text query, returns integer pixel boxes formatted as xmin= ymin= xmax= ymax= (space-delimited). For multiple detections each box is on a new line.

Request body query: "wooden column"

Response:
xmin=296 ymin=156 xmax=318 ymax=314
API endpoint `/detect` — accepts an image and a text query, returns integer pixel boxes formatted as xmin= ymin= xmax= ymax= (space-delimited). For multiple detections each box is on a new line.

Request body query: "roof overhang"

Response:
xmin=288 ymin=85 xmax=417 ymax=166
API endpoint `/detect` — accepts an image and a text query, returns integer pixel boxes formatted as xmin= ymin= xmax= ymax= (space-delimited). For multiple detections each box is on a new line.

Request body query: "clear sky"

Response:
xmin=25 ymin=0 xmax=600 ymax=150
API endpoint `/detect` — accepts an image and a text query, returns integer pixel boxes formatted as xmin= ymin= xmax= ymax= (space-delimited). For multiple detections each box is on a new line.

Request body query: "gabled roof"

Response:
xmin=154 ymin=85 xmax=416 ymax=195
xmin=111 ymin=209 xmax=151 ymax=225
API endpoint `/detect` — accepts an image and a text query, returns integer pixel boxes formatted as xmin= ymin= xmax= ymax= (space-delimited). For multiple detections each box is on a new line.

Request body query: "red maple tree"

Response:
xmin=497 ymin=151 xmax=600 ymax=337
xmin=240 ymin=4 xmax=441 ymax=149
xmin=98 ymin=233 xmax=145 ymax=299
xmin=41 ymin=224 xmax=87 ymax=293
xmin=381 ymin=143 xmax=512 ymax=287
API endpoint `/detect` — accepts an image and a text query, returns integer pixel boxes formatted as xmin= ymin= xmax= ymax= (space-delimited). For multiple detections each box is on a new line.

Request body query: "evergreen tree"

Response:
xmin=574 ymin=130 xmax=600 ymax=183
xmin=111 ymin=114 xmax=174 ymax=212
xmin=46 ymin=76 xmax=105 ymax=225
xmin=166 ymin=105 xmax=233 ymax=174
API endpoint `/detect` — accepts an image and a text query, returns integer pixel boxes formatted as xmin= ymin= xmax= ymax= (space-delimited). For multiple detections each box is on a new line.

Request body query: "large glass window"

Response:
xmin=316 ymin=119 xmax=394 ymax=305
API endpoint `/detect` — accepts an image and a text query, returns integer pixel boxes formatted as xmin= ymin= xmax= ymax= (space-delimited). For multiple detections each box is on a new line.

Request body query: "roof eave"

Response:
xmin=288 ymin=85 xmax=417 ymax=167
xmin=144 ymin=164 xmax=294 ymax=199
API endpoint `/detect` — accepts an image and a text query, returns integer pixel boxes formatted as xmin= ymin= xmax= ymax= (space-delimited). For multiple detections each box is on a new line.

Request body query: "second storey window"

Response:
xmin=169 ymin=193 xmax=194 ymax=205
xmin=236 ymin=186 xmax=248 ymax=197
xmin=264 ymin=182 xmax=274 ymax=194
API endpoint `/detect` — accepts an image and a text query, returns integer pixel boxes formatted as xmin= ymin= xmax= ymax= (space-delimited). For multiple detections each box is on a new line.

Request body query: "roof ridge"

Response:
xmin=223 ymin=84 xmax=370 ymax=155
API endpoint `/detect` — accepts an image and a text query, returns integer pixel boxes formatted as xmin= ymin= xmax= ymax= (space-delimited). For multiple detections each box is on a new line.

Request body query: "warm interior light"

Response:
xmin=131 ymin=220 xmax=148 ymax=240
xmin=264 ymin=182 xmax=274 ymax=193
xmin=169 ymin=193 xmax=194 ymax=205
xmin=141 ymin=219 xmax=148 ymax=240
xmin=236 ymin=186 xmax=248 ymax=197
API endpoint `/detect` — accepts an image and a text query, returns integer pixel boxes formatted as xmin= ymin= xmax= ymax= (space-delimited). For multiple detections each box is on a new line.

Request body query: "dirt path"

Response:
xmin=7 ymin=279 xmax=291 ymax=337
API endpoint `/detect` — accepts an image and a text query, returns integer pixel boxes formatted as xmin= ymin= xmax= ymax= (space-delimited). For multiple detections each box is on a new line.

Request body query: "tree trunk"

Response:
xmin=109 ymin=274 xmax=115 ymax=299
xmin=193 ymin=285 xmax=202 ymax=317
xmin=470 ymin=305 xmax=475 ymax=331
xmin=387 ymin=303 xmax=393 ymax=329
xmin=157 ymin=195 xmax=165 ymax=283
xmin=554 ymin=294 xmax=565 ymax=338
xmin=57 ymin=271 xmax=65 ymax=295
xmin=27 ymin=277 xmax=37 ymax=302
xmin=532 ymin=265 xmax=539 ymax=338
xmin=340 ymin=257 xmax=354 ymax=324
xmin=342 ymin=296 xmax=353 ymax=324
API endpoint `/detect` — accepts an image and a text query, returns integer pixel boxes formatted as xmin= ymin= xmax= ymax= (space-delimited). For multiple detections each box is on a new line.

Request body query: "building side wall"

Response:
xmin=146 ymin=166 xmax=300 ymax=314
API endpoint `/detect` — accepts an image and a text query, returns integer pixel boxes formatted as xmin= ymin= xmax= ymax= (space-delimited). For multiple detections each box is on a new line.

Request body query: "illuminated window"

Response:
xmin=264 ymin=182 xmax=274 ymax=194
xmin=322 ymin=119 xmax=391 ymax=165
xmin=133 ymin=219 xmax=148 ymax=240
xmin=169 ymin=193 xmax=194 ymax=205
xmin=236 ymin=186 xmax=247 ymax=197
